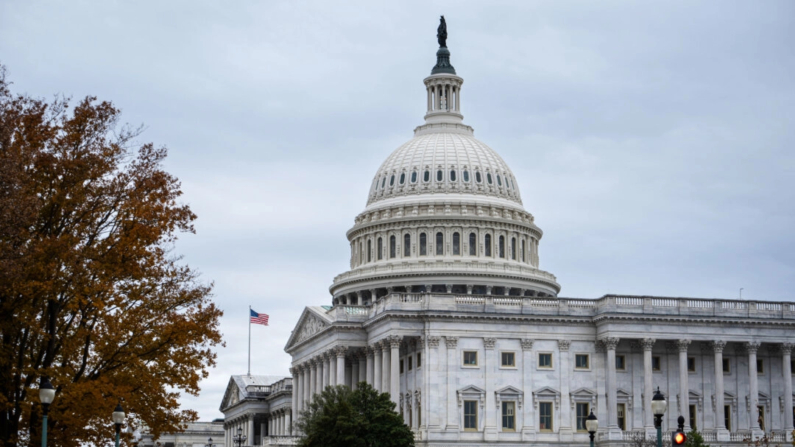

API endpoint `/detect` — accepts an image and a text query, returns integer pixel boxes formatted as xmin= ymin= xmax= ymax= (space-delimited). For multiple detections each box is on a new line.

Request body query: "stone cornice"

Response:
xmin=348 ymin=213 xmax=542 ymax=240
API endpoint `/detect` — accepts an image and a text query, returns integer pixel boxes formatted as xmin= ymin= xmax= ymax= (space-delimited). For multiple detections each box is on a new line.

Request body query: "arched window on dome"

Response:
xmin=476 ymin=171 xmax=482 ymax=183
xmin=419 ymin=233 xmax=427 ymax=256
xmin=411 ymin=171 xmax=418 ymax=183
xmin=381 ymin=177 xmax=386 ymax=188
xmin=378 ymin=237 xmax=383 ymax=260
xmin=487 ymin=173 xmax=493 ymax=184
xmin=390 ymin=175 xmax=395 ymax=187
xmin=404 ymin=234 xmax=411 ymax=256
xmin=399 ymin=173 xmax=405 ymax=185
xmin=511 ymin=237 xmax=517 ymax=260
xmin=469 ymin=233 xmax=476 ymax=255
xmin=497 ymin=175 xmax=502 ymax=186
xmin=463 ymin=170 xmax=470 ymax=182
xmin=436 ymin=232 xmax=444 ymax=255
xmin=485 ymin=234 xmax=492 ymax=257
xmin=423 ymin=170 xmax=430 ymax=182
xmin=499 ymin=236 xmax=505 ymax=258
xmin=453 ymin=232 xmax=460 ymax=255
xmin=450 ymin=170 xmax=457 ymax=182
xmin=359 ymin=241 xmax=363 ymax=264
xmin=367 ymin=239 xmax=372 ymax=262
xmin=390 ymin=235 xmax=396 ymax=258
xmin=521 ymin=239 xmax=526 ymax=262
xmin=436 ymin=170 xmax=443 ymax=182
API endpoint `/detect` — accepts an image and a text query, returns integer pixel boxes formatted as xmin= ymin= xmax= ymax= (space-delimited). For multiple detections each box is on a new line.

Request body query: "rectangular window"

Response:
xmin=758 ymin=406 xmax=765 ymax=431
xmin=502 ymin=401 xmax=516 ymax=431
xmin=501 ymin=352 xmax=516 ymax=367
xmin=464 ymin=400 xmax=478 ymax=431
xmin=469 ymin=233 xmax=477 ymax=256
xmin=463 ymin=351 xmax=478 ymax=366
xmin=420 ymin=233 xmax=427 ymax=256
xmin=538 ymin=353 xmax=553 ymax=369
xmin=408 ymin=356 xmax=413 ymax=371
xmin=417 ymin=353 xmax=421 ymax=367
xmin=453 ymin=232 xmax=460 ymax=255
xmin=539 ymin=402 xmax=553 ymax=431
xmin=689 ymin=404 xmax=697 ymax=431
xmin=617 ymin=403 xmax=626 ymax=430
xmin=652 ymin=356 xmax=661 ymax=372
xmin=400 ymin=359 xmax=404 ymax=374
xmin=615 ymin=355 xmax=626 ymax=370
xmin=687 ymin=357 xmax=696 ymax=372
xmin=435 ymin=232 xmax=444 ymax=255
xmin=757 ymin=359 xmax=764 ymax=374
xmin=722 ymin=358 xmax=731 ymax=374
xmin=724 ymin=405 xmax=731 ymax=431
xmin=576 ymin=403 xmax=590 ymax=432
xmin=575 ymin=354 xmax=590 ymax=369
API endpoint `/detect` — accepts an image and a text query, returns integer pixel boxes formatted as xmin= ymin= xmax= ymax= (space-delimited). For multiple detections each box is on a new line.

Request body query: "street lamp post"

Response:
xmin=233 ymin=427 xmax=248 ymax=447
xmin=38 ymin=378 xmax=56 ymax=447
xmin=652 ymin=387 xmax=668 ymax=447
xmin=204 ymin=437 xmax=215 ymax=447
xmin=112 ymin=403 xmax=125 ymax=447
xmin=586 ymin=409 xmax=599 ymax=447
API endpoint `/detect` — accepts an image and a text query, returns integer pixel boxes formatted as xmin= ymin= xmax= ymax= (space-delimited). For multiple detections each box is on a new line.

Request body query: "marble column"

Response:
xmin=747 ymin=341 xmax=761 ymax=434
xmin=677 ymin=339 xmax=692 ymax=431
xmin=323 ymin=353 xmax=331 ymax=390
xmin=374 ymin=344 xmax=383 ymax=392
xmin=521 ymin=339 xmax=534 ymax=440
xmin=329 ymin=351 xmax=337 ymax=386
xmin=248 ymin=415 xmax=255 ymax=445
xmin=336 ymin=346 xmax=347 ymax=386
xmin=428 ymin=336 xmax=441 ymax=429
xmin=286 ymin=408 xmax=292 ymax=435
xmin=446 ymin=336 xmax=459 ymax=430
xmin=309 ymin=360 xmax=317 ymax=398
xmin=642 ymin=338 xmax=656 ymax=434
xmin=713 ymin=341 xmax=729 ymax=440
xmin=358 ymin=353 xmax=367 ymax=388
xmin=351 ymin=354 xmax=360 ymax=390
xmin=292 ymin=367 xmax=300 ymax=416
xmin=783 ymin=343 xmax=794 ymax=438
xmin=268 ymin=415 xmax=273 ymax=438
xmin=558 ymin=339 xmax=572 ymax=439
xmin=382 ymin=341 xmax=391 ymax=393
xmin=302 ymin=364 xmax=310 ymax=408
xmin=604 ymin=337 xmax=622 ymax=440
xmin=390 ymin=336 xmax=401 ymax=407
xmin=316 ymin=358 xmax=323 ymax=394
xmin=484 ymin=338 xmax=498 ymax=440
xmin=366 ymin=347 xmax=375 ymax=386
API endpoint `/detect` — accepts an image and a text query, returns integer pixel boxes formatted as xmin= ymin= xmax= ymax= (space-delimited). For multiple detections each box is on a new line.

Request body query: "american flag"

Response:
xmin=250 ymin=309 xmax=269 ymax=326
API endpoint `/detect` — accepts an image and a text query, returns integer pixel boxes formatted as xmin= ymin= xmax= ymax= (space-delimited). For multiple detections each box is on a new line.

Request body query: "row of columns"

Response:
xmin=224 ymin=415 xmax=255 ymax=447
xmin=335 ymin=284 xmax=552 ymax=306
xmin=268 ymin=408 xmax=291 ymax=437
xmin=603 ymin=338 xmax=794 ymax=440
xmin=426 ymin=81 xmax=460 ymax=112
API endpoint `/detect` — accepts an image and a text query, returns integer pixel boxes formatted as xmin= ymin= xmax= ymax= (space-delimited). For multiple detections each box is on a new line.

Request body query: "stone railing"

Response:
xmin=331 ymin=260 xmax=559 ymax=285
xmin=266 ymin=436 xmax=299 ymax=445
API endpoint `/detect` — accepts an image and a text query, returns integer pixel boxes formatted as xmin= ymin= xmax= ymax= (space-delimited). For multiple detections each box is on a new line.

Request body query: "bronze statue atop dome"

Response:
xmin=437 ymin=15 xmax=447 ymax=48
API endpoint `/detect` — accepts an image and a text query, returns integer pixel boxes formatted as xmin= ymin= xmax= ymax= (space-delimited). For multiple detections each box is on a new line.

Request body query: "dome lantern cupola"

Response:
xmin=421 ymin=15 xmax=466 ymax=130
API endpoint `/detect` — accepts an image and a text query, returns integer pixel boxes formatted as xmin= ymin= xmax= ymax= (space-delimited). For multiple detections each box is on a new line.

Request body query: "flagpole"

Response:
xmin=248 ymin=305 xmax=251 ymax=377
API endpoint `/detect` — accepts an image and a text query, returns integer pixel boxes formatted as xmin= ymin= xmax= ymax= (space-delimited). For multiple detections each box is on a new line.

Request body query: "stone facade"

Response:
xmin=219 ymin=375 xmax=293 ymax=446
xmin=138 ymin=421 xmax=224 ymax=447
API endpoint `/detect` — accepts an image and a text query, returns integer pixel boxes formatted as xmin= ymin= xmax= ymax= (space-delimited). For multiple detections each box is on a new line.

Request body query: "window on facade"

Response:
xmin=464 ymin=401 xmax=478 ymax=431
xmin=652 ymin=356 xmax=661 ymax=371
xmin=408 ymin=356 xmax=413 ymax=371
xmin=450 ymin=170 xmax=457 ymax=181
xmin=463 ymin=170 xmax=470 ymax=182
xmin=758 ymin=406 xmax=765 ymax=431
xmin=400 ymin=359 xmax=404 ymax=374
xmin=399 ymin=173 xmax=405 ymax=184
xmin=538 ymin=353 xmax=552 ymax=369
xmin=359 ymin=241 xmax=363 ymax=264
xmin=419 ymin=233 xmax=427 ymax=256
xmin=469 ymin=233 xmax=476 ymax=255
xmin=390 ymin=175 xmax=395 ymax=186
xmin=499 ymin=236 xmax=505 ymax=258
xmin=463 ymin=351 xmax=478 ymax=366
xmin=377 ymin=237 xmax=383 ymax=260
xmin=689 ymin=405 xmax=697 ymax=431
xmin=575 ymin=354 xmax=590 ymax=369
xmin=417 ymin=353 xmax=421 ymax=367
xmin=616 ymin=355 xmax=626 ymax=370
xmin=617 ymin=404 xmax=626 ymax=430
xmin=436 ymin=170 xmax=443 ymax=182
xmin=791 ymin=359 xmax=795 ymax=374
xmin=381 ymin=177 xmax=386 ymax=188
xmin=423 ymin=170 xmax=430 ymax=182
xmin=521 ymin=240 xmax=525 ymax=262
xmin=485 ymin=234 xmax=492 ymax=256
xmin=757 ymin=359 xmax=764 ymax=374
xmin=497 ymin=174 xmax=502 ymax=186
xmin=452 ymin=232 xmax=460 ymax=255
xmin=367 ymin=240 xmax=372 ymax=262
xmin=539 ymin=402 xmax=553 ymax=431
xmin=502 ymin=401 xmax=516 ymax=431
xmin=501 ymin=352 xmax=516 ymax=367
xmin=436 ymin=232 xmax=444 ymax=255
xmin=576 ymin=403 xmax=590 ymax=432
xmin=687 ymin=357 xmax=696 ymax=372
xmin=403 ymin=234 xmax=411 ymax=256
xmin=487 ymin=173 xmax=493 ymax=184
xmin=722 ymin=358 xmax=730 ymax=374
xmin=476 ymin=171 xmax=482 ymax=183
xmin=511 ymin=237 xmax=516 ymax=260
xmin=411 ymin=171 xmax=417 ymax=183
xmin=389 ymin=235 xmax=396 ymax=258
xmin=724 ymin=405 xmax=731 ymax=431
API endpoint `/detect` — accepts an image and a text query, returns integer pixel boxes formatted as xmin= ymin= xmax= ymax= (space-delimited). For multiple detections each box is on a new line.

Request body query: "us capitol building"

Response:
xmin=220 ymin=21 xmax=795 ymax=447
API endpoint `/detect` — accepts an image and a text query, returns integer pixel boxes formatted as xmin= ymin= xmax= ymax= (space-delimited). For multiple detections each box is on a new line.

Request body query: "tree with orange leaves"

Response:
xmin=0 ymin=65 xmax=223 ymax=447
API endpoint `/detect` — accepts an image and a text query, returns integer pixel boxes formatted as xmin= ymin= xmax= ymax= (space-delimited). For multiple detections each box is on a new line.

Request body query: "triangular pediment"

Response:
xmin=571 ymin=387 xmax=598 ymax=398
xmin=617 ymin=388 xmax=632 ymax=397
xmin=219 ymin=378 xmax=243 ymax=412
xmin=689 ymin=390 xmax=702 ymax=398
xmin=284 ymin=307 xmax=333 ymax=351
xmin=533 ymin=386 xmax=561 ymax=397
xmin=458 ymin=385 xmax=486 ymax=395
xmin=496 ymin=385 xmax=523 ymax=396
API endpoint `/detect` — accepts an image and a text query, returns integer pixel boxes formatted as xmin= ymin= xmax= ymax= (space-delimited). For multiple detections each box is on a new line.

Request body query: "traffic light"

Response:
xmin=672 ymin=431 xmax=687 ymax=445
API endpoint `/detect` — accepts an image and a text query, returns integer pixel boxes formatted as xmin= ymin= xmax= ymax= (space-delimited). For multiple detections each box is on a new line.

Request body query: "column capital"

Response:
xmin=521 ymin=339 xmax=534 ymax=351
xmin=445 ymin=336 xmax=458 ymax=349
xmin=711 ymin=340 xmax=727 ymax=353
xmin=428 ymin=336 xmax=441 ymax=348
xmin=558 ymin=339 xmax=571 ymax=351
xmin=387 ymin=335 xmax=402 ymax=349
xmin=334 ymin=346 xmax=347 ymax=357
xmin=676 ymin=339 xmax=691 ymax=352
xmin=366 ymin=346 xmax=375 ymax=358
xmin=483 ymin=338 xmax=496 ymax=350
xmin=602 ymin=337 xmax=620 ymax=351
xmin=640 ymin=338 xmax=656 ymax=351
xmin=780 ymin=342 xmax=795 ymax=354
xmin=745 ymin=341 xmax=761 ymax=354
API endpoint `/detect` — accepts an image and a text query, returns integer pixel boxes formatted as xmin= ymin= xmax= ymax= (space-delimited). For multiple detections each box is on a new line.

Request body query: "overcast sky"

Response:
xmin=2 ymin=0 xmax=794 ymax=422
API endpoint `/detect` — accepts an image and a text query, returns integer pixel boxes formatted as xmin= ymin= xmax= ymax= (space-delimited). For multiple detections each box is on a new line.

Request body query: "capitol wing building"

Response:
xmin=283 ymin=30 xmax=795 ymax=447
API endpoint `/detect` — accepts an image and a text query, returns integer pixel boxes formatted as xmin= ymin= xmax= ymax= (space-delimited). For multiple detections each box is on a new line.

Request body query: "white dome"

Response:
xmin=366 ymin=131 xmax=523 ymax=210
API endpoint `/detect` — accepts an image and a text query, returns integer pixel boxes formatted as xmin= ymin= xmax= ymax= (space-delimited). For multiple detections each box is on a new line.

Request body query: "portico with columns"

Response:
xmin=220 ymin=375 xmax=293 ymax=446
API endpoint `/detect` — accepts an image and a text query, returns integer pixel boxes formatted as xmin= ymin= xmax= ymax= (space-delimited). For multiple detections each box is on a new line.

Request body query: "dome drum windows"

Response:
xmin=450 ymin=170 xmax=457 ymax=182
xmin=436 ymin=170 xmax=443 ymax=182
xmin=399 ymin=173 xmax=405 ymax=185
xmin=390 ymin=175 xmax=395 ymax=187
xmin=499 ymin=236 xmax=505 ymax=258
xmin=497 ymin=175 xmax=502 ymax=187
xmin=411 ymin=171 xmax=418 ymax=183
xmin=367 ymin=240 xmax=372 ymax=262
xmin=435 ymin=232 xmax=444 ymax=255
xmin=469 ymin=233 xmax=476 ymax=256
xmin=420 ymin=233 xmax=427 ymax=256
xmin=390 ymin=235 xmax=396 ymax=258
xmin=453 ymin=232 xmax=460 ymax=255
xmin=485 ymin=234 xmax=492 ymax=257
xmin=463 ymin=170 xmax=470 ymax=182
xmin=404 ymin=234 xmax=411 ymax=256
xmin=476 ymin=171 xmax=482 ymax=183
xmin=378 ymin=237 xmax=383 ymax=260
xmin=511 ymin=237 xmax=516 ymax=260
xmin=487 ymin=173 xmax=493 ymax=185
xmin=423 ymin=170 xmax=430 ymax=182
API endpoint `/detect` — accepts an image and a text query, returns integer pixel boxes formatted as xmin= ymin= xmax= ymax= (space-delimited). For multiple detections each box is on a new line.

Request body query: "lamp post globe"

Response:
xmin=652 ymin=387 xmax=667 ymax=447
xmin=233 ymin=426 xmax=247 ymax=447
xmin=205 ymin=437 xmax=214 ymax=447
xmin=585 ymin=409 xmax=599 ymax=447
xmin=112 ymin=403 xmax=125 ymax=447
xmin=38 ymin=377 xmax=56 ymax=447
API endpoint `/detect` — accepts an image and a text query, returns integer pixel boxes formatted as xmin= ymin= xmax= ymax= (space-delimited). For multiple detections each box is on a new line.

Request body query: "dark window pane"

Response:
xmin=411 ymin=171 xmax=417 ymax=183
xmin=399 ymin=173 xmax=405 ymax=184
xmin=499 ymin=236 xmax=505 ymax=258
xmin=404 ymin=234 xmax=410 ymax=255
xmin=377 ymin=237 xmax=383 ymax=260
xmin=521 ymin=240 xmax=525 ymax=262
xmin=424 ymin=170 xmax=430 ymax=182
xmin=436 ymin=232 xmax=444 ymax=255
xmin=469 ymin=233 xmax=476 ymax=255
xmin=453 ymin=232 xmax=460 ymax=255
xmin=367 ymin=240 xmax=372 ymax=262
xmin=389 ymin=235 xmax=396 ymax=258
xmin=450 ymin=170 xmax=456 ymax=181
xmin=390 ymin=175 xmax=395 ymax=186
xmin=420 ymin=233 xmax=427 ymax=256
xmin=436 ymin=170 xmax=443 ymax=181
xmin=501 ymin=352 xmax=515 ymax=367
xmin=463 ymin=170 xmax=470 ymax=182
xmin=497 ymin=175 xmax=502 ymax=186
xmin=511 ymin=237 xmax=516 ymax=260
xmin=476 ymin=171 xmax=482 ymax=183
xmin=485 ymin=234 xmax=492 ymax=257
xmin=487 ymin=173 xmax=493 ymax=184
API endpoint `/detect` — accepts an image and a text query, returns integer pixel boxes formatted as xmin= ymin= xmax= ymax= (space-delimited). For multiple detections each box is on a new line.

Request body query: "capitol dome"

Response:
xmin=329 ymin=36 xmax=560 ymax=303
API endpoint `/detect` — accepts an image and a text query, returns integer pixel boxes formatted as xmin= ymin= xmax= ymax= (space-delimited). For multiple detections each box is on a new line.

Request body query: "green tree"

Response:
xmin=296 ymin=383 xmax=414 ymax=447
xmin=685 ymin=429 xmax=710 ymax=447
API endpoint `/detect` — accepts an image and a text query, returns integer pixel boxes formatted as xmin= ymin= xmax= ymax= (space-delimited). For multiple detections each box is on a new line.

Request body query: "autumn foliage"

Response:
xmin=0 ymin=66 xmax=223 ymax=446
